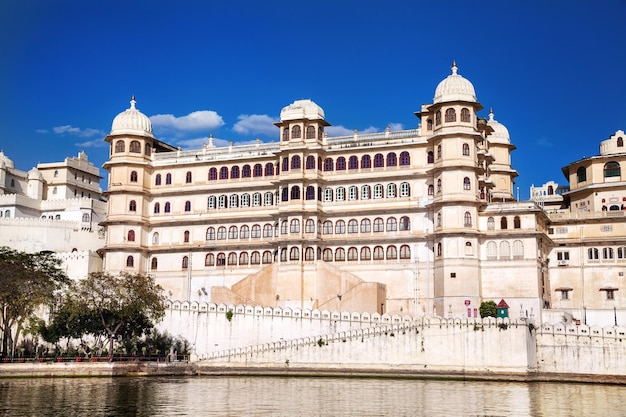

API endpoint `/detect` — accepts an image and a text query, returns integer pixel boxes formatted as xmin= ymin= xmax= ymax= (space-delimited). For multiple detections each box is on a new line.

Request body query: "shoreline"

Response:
xmin=1 ymin=362 xmax=625 ymax=385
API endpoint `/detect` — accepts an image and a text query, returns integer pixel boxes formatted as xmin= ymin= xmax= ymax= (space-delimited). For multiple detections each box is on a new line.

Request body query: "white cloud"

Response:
xmin=75 ymin=139 xmax=107 ymax=148
xmin=175 ymin=136 xmax=263 ymax=150
xmin=326 ymin=125 xmax=380 ymax=137
xmin=150 ymin=110 xmax=225 ymax=133
xmin=233 ymin=114 xmax=279 ymax=137
xmin=36 ymin=129 xmax=48 ymax=134
xmin=388 ymin=123 xmax=404 ymax=131
xmin=53 ymin=125 xmax=105 ymax=137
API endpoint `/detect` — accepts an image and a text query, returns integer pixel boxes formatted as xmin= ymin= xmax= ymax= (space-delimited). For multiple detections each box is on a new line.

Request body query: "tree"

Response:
xmin=49 ymin=272 xmax=166 ymax=357
xmin=479 ymin=300 xmax=497 ymax=318
xmin=0 ymin=247 xmax=69 ymax=357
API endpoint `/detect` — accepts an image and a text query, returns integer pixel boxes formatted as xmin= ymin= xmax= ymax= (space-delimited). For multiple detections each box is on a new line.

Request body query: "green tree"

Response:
xmin=50 ymin=272 xmax=166 ymax=357
xmin=0 ymin=247 xmax=69 ymax=358
xmin=479 ymin=300 xmax=497 ymax=318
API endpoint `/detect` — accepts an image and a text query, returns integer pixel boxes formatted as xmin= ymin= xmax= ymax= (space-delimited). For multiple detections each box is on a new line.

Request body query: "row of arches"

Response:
xmin=576 ymin=162 xmax=622 ymax=183
xmin=426 ymin=107 xmax=473 ymax=130
xmin=114 ymin=140 xmax=151 ymax=155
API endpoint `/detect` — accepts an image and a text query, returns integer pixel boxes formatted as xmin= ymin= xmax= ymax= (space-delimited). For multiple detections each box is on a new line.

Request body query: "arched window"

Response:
xmin=487 ymin=241 xmax=497 ymax=259
xmin=186 ymin=171 xmax=193 ymax=183
xmin=252 ymin=164 xmax=262 ymax=177
xmin=464 ymin=212 xmax=472 ymax=227
xmin=616 ymin=136 xmax=623 ymax=147
xmin=206 ymin=227 xmax=215 ymax=240
xmin=437 ymin=212 xmax=442 ymax=227
xmin=205 ymin=253 xmax=214 ymax=266
xmin=445 ymin=108 xmax=456 ymax=122
xmin=373 ymin=217 xmax=384 ymax=232
xmin=185 ymin=201 xmax=191 ymax=212
xmin=387 ymin=153 xmax=397 ymax=167
xmin=318 ymin=157 xmax=322 ymax=170
xmin=130 ymin=140 xmax=141 ymax=153
xmin=154 ymin=202 xmax=160 ymax=214
xmin=152 ymin=233 xmax=159 ymax=244
xmin=349 ymin=156 xmax=358 ymax=170
xmin=400 ymin=151 xmax=410 ymax=166
xmin=165 ymin=173 xmax=172 ymax=185
xmin=335 ymin=187 xmax=345 ymax=201
xmin=145 ymin=143 xmax=151 ymax=155
xmin=437 ymin=179 xmax=442 ymax=193
xmin=335 ymin=248 xmax=345 ymax=262
xmin=461 ymin=108 xmax=471 ymax=122
xmin=129 ymin=200 xmax=137 ymax=212
xmin=290 ymin=219 xmax=300 ymax=233
xmin=291 ymin=186 xmax=300 ymax=200
xmin=435 ymin=110 xmax=441 ymax=126
xmin=361 ymin=218 xmax=371 ymax=233
xmin=547 ymin=185 xmax=554 ymax=195
xmin=260 ymin=163 xmax=271 ymax=177
xmin=324 ymin=158 xmax=334 ymax=171
xmin=228 ymin=226 xmax=238 ymax=239
xmin=292 ymin=125 xmax=301 ymax=139
xmin=282 ymin=187 xmax=289 ymax=202
xmin=336 ymin=157 xmax=346 ymax=170
xmin=400 ymin=245 xmax=411 ymax=259
xmin=347 ymin=219 xmax=358 ymax=233
xmin=348 ymin=186 xmax=358 ymax=200
xmin=242 ymin=165 xmax=251 ymax=178
xmin=463 ymin=177 xmax=471 ymax=190
xmin=115 ymin=140 xmax=125 ymax=153
xmin=155 ymin=174 xmax=162 ymax=185
xmin=427 ymin=151 xmax=434 ymax=164
xmin=127 ymin=230 xmax=135 ymax=242
xmin=500 ymin=241 xmax=510 ymax=259
xmin=164 ymin=202 xmax=171 ymax=213
xmin=306 ymin=155 xmax=315 ymax=169
xmin=399 ymin=216 xmax=410 ymax=231
xmin=252 ymin=192 xmax=262 ymax=206
xmin=207 ymin=196 xmax=216 ymax=210
xmin=151 ymin=257 xmax=158 ymax=270
xmin=306 ymin=186 xmax=315 ymax=200
xmin=230 ymin=194 xmax=239 ymax=208
xmin=305 ymin=219 xmax=315 ymax=233
xmin=306 ymin=125 xmax=315 ymax=139
xmin=373 ymin=184 xmax=383 ymax=199
xmin=130 ymin=171 xmax=138 ymax=182
xmin=323 ymin=248 xmax=333 ymax=261
xmin=228 ymin=252 xmax=237 ymax=266
xmin=229 ymin=165 xmax=239 ymax=179
xmin=513 ymin=240 xmax=524 ymax=259
xmin=588 ymin=248 xmax=599 ymax=260
xmin=239 ymin=252 xmax=249 ymax=265
xmin=487 ymin=217 xmax=495 ymax=230
xmin=437 ymin=144 xmax=442 ymax=159
xmin=576 ymin=166 xmax=586 ymax=183
xmin=283 ymin=128 xmax=289 ymax=141
xmin=501 ymin=217 xmax=508 ymax=229
xmin=323 ymin=220 xmax=333 ymax=235
xmin=604 ymin=161 xmax=621 ymax=178
xmin=335 ymin=220 xmax=346 ymax=234
xmin=373 ymin=246 xmax=384 ymax=260
xmin=215 ymin=253 xmax=225 ymax=266
xmin=324 ymin=188 xmax=333 ymax=202
xmin=126 ymin=256 xmax=134 ymax=267
xmin=209 ymin=168 xmax=217 ymax=181
xmin=360 ymin=247 xmax=371 ymax=261
xmin=386 ymin=217 xmax=397 ymax=232
xmin=361 ymin=155 xmax=371 ymax=168
xmin=251 ymin=251 xmax=261 ymax=264
xmin=400 ymin=182 xmax=410 ymax=197
xmin=386 ymin=245 xmax=397 ymax=260
xmin=240 ymin=225 xmax=249 ymax=239
xmin=184 ymin=230 xmax=190 ymax=243
xmin=374 ymin=154 xmax=384 ymax=168
xmin=345 ymin=247 xmax=358 ymax=261
xmin=289 ymin=247 xmax=300 ymax=261
xmin=387 ymin=183 xmax=397 ymax=198
xmin=436 ymin=243 xmax=442 ymax=257
xmin=427 ymin=119 xmax=433 ymax=130
xmin=263 ymin=224 xmax=273 ymax=238
xmin=264 ymin=192 xmax=273 ymax=206
xmin=462 ymin=143 xmax=470 ymax=156
xmin=514 ymin=216 xmax=521 ymax=229
xmin=216 ymin=167 xmax=227 ymax=180
xmin=303 ymin=247 xmax=314 ymax=261
xmin=428 ymin=184 xmax=434 ymax=196
xmin=361 ymin=185 xmax=371 ymax=200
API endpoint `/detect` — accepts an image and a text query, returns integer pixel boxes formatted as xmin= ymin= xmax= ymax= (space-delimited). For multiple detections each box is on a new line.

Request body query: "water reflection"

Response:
xmin=0 ymin=376 xmax=624 ymax=416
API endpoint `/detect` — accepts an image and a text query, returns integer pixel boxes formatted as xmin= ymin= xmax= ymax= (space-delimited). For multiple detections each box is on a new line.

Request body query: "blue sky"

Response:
xmin=1 ymin=1 xmax=625 ymax=199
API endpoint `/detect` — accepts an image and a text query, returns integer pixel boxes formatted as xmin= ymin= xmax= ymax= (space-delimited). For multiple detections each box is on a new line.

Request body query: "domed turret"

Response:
xmin=280 ymin=99 xmax=325 ymax=122
xmin=110 ymin=97 xmax=154 ymax=138
xmin=433 ymin=62 xmax=477 ymax=104
xmin=487 ymin=109 xmax=510 ymax=144
xmin=0 ymin=151 xmax=15 ymax=169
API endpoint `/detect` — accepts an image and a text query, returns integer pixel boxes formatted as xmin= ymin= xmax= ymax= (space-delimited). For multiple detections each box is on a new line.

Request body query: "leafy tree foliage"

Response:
xmin=40 ymin=272 xmax=166 ymax=356
xmin=479 ymin=300 xmax=498 ymax=318
xmin=0 ymin=247 xmax=69 ymax=357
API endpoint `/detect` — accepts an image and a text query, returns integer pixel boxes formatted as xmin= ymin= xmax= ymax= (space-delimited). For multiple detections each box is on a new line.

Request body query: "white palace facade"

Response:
xmin=101 ymin=65 xmax=626 ymax=323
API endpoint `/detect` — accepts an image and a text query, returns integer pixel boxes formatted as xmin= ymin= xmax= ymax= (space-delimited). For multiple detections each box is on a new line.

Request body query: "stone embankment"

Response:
xmin=0 ymin=361 xmax=195 ymax=378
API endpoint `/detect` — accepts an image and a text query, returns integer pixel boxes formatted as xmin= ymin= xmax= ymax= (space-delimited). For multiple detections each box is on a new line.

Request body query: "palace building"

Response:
xmin=100 ymin=65 xmax=625 ymax=322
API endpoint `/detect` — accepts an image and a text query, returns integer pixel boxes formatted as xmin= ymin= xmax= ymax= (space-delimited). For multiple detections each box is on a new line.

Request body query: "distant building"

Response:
xmin=0 ymin=150 xmax=106 ymax=279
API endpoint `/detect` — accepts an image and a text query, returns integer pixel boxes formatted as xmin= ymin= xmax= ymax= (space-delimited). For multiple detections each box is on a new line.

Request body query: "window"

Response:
xmin=461 ymin=108 xmax=471 ymax=122
xmin=361 ymin=155 xmax=371 ymax=169
xmin=306 ymin=155 xmax=315 ymax=169
xmin=487 ymin=217 xmax=495 ymax=230
xmin=618 ymin=246 xmax=626 ymax=259
xmin=400 ymin=245 xmax=411 ymax=260
xmin=349 ymin=156 xmax=358 ymax=170
xmin=305 ymin=219 xmax=315 ymax=233
xmin=361 ymin=247 xmax=371 ymax=261
xmin=152 ymin=232 xmax=160 ymax=245
xmin=345 ymin=247 xmax=358 ymax=262
xmin=239 ymin=252 xmax=249 ymax=265
xmin=335 ymin=220 xmax=346 ymax=234
xmin=242 ymin=165 xmax=251 ymax=178
xmin=305 ymin=186 xmax=315 ymax=200
xmin=129 ymin=200 xmax=137 ymax=212
xmin=349 ymin=186 xmax=358 ymax=200
xmin=618 ymin=137 xmax=624 ymax=147
xmin=154 ymin=202 xmax=160 ymax=214
xmin=241 ymin=194 xmax=250 ymax=207
xmin=336 ymin=157 xmax=346 ymax=171
xmin=151 ymin=257 xmax=158 ymax=270
xmin=240 ymin=225 xmax=249 ymax=239
xmin=185 ymin=201 xmax=191 ymax=212
xmin=373 ymin=217 xmax=384 ymax=233
xmin=437 ymin=145 xmax=442 ymax=159
xmin=603 ymin=289 xmax=616 ymax=300
xmin=216 ymin=253 xmax=225 ymax=266
xmin=231 ymin=166 xmax=240 ymax=178
xmin=291 ymin=186 xmax=301 ymax=200
xmin=251 ymin=225 xmax=261 ymax=238
xmin=165 ymin=173 xmax=172 ymax=185
xmin=361 ymin=185 xmax=371 ymax=200
xmin=437 ymin=212 xmax=442 ymax=227
xmin=501 ymin=217 xmax=508 ymax=229
xmin=126 ymin=256 xmax=134 ymax=267
xmin=400 ymin=182 xmax=410 ymax=197
xmin=514 ymin=216 xmax=521 ymax=229
xmin=603 ymin=247 xmax=614 ymax=259
xmin=253 ymin=193 xmax=261 ymax=207
xmin=230 ymin=194 xmax=239 ymax=208
xmin=361 ymin=219 xmax=371 ymax=233
xmin=186 ymin=171 xmax=192 ymax=183
xmin=374 ymin=184 xmax=383 ymax=199
xmin=130 ymin=140 xmax=141 ymax=153
xmin=216 ymin=227 xmax=226 ymax=240
xmin=400 ymin=151 xmax=410 ymax=166
xmin=290 ymin=156 xmax=301 ymax=170
xmin=204 ymin=253 xmax=214 ymax=266
xmin=513 ymin=240 xmax=524 ymax=259
xmin=206 ymin=227 xmax=215 ymax=240
xmin=225 ymin=252 xmax=236 ymax=266
xmin=427 ymin=119 xmax=433 ymax=130
xmin=229 ymin=226 xmax=238 ymax=239
xmin=386 ymin=217 xmax=397 ymax=232
xmin=437 ymin=179 xmax=442 ymax=193
xmin=588 ymin=247 xmax=599 ymax=260
xmin=577 ymin=166 xmax=587 ymax=183
xmin=373 ymin=246 xmax=384 ymax=260
xmin=306 ymin=126 xmax=315 ymax=139
xmin=336 ymin=187 xmax=345 ymax=201
xmin=283 ymin=128 xmax=289 ymax=141
xmin=374 ymin=154 xmax=384 ymax=168
xmin=335 ymin=248 xmax=345 ymax=262
xmin=487 ymin=241 xmax=497 ymax=260
xmin=251 ymin=251 xmax=260 ymax=265
xmin=209 ymin=168 xmax=217 ymax=181
xmin=290 ymin=219 xmax=300 ymax=233
xmin=387 ymin=153 xmax=397 ymax=167
xmin=184 ymin=230 xmax=190 ymax=243
xmin=324 ymin=188 xmax=333 ymax=202
xmin=386 ymin=246 xmax=397 ymax=260
xmin=462 ymin=143 xmax=470 ymax=156
xmin=604 ymin=161 xmax=621 ymax=178
xmin=463 ymin=177 xmax=471 ymax=190
xmin=145 ymin=143 xmax=151 ymax=155
xmin=164 ymin=202 xmax=171 ymax=213
xmin=399 ymin=216 xmax=410 ymax=231
xmin=263 ymin=224 xmax=273 ymax=238
xmin=323 ymin=249 xmax=333 ymax=262
xmin=264 ymin=192 xmax=273 ymax=206
xmin=292 ymin=125 xmax=301 ymax=139
xmin=115 ymin=140 xmax=125 ymax=153
xmin=323 ymin=221 xmax=333 ymax=235
xmin=464 ymin=212 xmax=472 ymax=227
xmin=387 ymin=183 xmax=396 ymax=198
xmin=207 ymin=196 xmax=216 ymax=210
xmin=428 ymin=184 xmax=434 ymax=196
xmin=127 ymin=230 xmax=135 ymax=242
xmin=427 ymin=151 xmax=434 ymax=164
xmin=130 ymin=171 xmax=138 ymax=182
xmin=445 ymin=108 xmax=456 ymax=122
xmin=253 ymin=164 xmax=263 ymax=177
xmin=435 ymin=110 xmax=441 ymax=126
xmin=324 ymin=158 xmax=334 ymax=171
xmin=348 ymin=219 xmax=358 ymax=233
xmin=288 ymin=247 xmax=299 ymax=261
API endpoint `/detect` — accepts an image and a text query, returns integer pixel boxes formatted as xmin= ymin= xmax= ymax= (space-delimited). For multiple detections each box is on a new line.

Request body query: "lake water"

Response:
xmin=0 ymin=376 xmax=624 ymax=416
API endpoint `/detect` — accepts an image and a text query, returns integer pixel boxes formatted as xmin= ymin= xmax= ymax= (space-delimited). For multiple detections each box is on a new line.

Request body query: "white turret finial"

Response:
xmin=130 ymin=95 xmax=136 ymax=110
xmin=451 ymin=61 xmax=458 ymax=75
xmin=489 ymin=108 xmax=495 ymax=122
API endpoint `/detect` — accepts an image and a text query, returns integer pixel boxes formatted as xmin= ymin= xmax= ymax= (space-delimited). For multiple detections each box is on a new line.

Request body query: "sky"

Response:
xmin=1 ymin=1 xmax=625 ymax=199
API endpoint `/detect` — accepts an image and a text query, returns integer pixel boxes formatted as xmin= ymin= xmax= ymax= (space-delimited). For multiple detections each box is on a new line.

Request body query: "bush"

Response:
xmin=479 ymin=301 xmax=497 ymax=318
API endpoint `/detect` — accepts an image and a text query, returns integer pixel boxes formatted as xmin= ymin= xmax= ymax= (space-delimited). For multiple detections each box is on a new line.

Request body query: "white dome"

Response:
xmin=110 ymin=97 xmax=154 ymax=138
xmin=0 ymin=151 xmax=15 ymax=169
xmin=27 ymin=167 xmax=43 ymax=180
xmin=433 ymin=63 xmax=477 ymax=104
xmin=487 ymin=109 xmax=510 ymax=144
xmin=280 ymin=99 xmax=325 ymax=122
